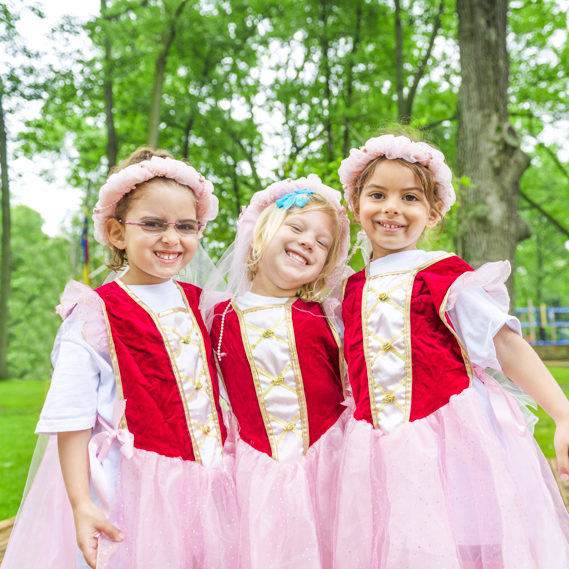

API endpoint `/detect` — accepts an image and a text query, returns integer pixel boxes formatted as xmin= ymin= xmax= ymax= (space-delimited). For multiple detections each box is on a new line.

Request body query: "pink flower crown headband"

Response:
xmin=92 ymin=156 xmax=219 ymax=246
xmin=338 ymin=134 xmax=456 ymax=215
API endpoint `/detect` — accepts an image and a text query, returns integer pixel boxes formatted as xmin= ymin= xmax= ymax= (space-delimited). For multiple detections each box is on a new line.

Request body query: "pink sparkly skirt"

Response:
xmin=234 ymin=409 xmax=349 ymax=569
xmin=2 ymin=438 xmax=237 ymax=569
xmin=334 ymin=372 xmax=569 ymax=569
xmin=96 ymin=446 xmax=237 ymax=569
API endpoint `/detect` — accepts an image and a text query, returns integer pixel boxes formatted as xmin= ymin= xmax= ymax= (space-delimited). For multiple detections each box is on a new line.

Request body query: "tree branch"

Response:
xmin=537 ymin=142 xmax=569 ymax=183
xmin=519 ymin=189 xmax=569 ymax=238
xmin=404 ymin=0 xmax=444 ymax=119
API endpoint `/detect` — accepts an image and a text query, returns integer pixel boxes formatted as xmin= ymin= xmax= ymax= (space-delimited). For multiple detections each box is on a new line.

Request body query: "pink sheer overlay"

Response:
xmin=56 ymin=280 xmax=108 ymax=355
xmin=96 ymin=447 xmax=237 ymax=569
xmin=1 ymin=436 xmax=77 ymax=568
xmin=446 ymin=260 xmax=512 ymax=313
xmin=334 ymin=371 xmax=569 ymax=568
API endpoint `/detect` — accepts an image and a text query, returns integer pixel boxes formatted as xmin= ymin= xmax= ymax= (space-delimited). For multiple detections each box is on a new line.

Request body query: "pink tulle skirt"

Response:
xmin=2 ymin=437 xmax=237 ymax=569
xmin=1 ymin=436 xmax=78 ymax=569
xmin=234 ymin=410 xmax=349 ymax=569
xmin=334 ymin=373 xmax=569 ymax=569
xmin=97 ymin=446 xmax=238 ymax=569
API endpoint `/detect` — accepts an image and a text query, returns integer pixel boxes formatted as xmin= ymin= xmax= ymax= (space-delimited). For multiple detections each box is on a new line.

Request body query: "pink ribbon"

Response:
xmin=88 ymin=399 xmax=134 ymax=514
xmin=473 ymin=364 xmax=528 ymax=437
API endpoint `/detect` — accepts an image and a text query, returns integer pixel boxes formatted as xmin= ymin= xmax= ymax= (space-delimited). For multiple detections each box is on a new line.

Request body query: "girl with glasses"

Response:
xmin=2 ymin=148 xmax=237 ymax=569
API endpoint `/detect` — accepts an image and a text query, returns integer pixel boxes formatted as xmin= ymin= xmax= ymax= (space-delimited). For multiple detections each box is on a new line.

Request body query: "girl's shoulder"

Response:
xmin=56 ymin=280 xmax=103 ymax=320
xmin=55 ymin=280 xmax=107 ymax=354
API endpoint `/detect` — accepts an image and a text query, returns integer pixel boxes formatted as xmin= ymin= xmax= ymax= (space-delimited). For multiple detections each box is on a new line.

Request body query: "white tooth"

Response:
xmin=288 ymin=251 xmax=306 ymax=264
xmin=156 ymin=252 xmax=178 ymax=260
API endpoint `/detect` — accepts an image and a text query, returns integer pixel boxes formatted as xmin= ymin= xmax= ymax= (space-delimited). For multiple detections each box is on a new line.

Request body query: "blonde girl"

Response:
xmin=208 ymin=175 xmax=351 ymax=569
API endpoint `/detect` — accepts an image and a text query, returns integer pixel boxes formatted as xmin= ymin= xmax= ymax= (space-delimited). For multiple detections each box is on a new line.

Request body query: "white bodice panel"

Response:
xmin=237 ymin=301 xmax=308 ymax=462
xmin=363 ymin=271 xmax=412 ymax=432
xmin=158 ymin=307 xmax=223 ymax=466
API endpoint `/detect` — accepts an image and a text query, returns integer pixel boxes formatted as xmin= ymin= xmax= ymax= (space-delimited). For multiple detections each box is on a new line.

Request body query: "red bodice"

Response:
xmin=211 ymin=297 xmax=345 ymax=458
xmin=343 ymin=255 xmax=474 ymax=427
xmin=96 ymin=280 xmax=226 ymax=460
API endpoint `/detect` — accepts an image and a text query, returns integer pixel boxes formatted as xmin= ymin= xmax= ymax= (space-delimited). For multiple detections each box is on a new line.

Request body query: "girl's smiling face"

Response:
xmin=106 ymin=180 xmax=199 ymax=285
xmin=250 ymin=209 xmax=335 ymax=297
xmin=356 ymin=159 xmax=440 ymax=259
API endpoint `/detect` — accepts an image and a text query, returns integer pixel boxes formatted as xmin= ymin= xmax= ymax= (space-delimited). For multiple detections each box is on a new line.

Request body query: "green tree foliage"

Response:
xmin=4 ymin=0 xmax=569 ymax=338
xmin=8 ymin=206 xmax=72 ymax=378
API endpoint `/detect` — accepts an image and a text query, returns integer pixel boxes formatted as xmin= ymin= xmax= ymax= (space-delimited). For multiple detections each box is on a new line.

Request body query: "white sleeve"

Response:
xmin=36 ymin=311 xmax=116 ymax=434
xmin=446 ymin=287 xmax=521 ymax=370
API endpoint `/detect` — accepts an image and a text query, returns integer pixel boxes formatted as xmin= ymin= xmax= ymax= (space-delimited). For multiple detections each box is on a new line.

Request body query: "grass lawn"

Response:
xmin=1 ymin=367 xmax=568 ymax=521
xmin=0 ymin=379 xmax=49 ymax=520
xmin=533 ymin=365 xmax=569 ymax=458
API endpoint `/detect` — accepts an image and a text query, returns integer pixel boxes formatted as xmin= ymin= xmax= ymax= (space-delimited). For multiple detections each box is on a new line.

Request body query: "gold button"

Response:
xmin=262 ymin=329 xmax=274 ymax=338
xmin=203 ymin=425 xmax=210 ymax=434
xmin=382 ymin=342 xmax=392 ymax=352
xmin=384 ymin=393 xmax=396 ymax=404
xmin=378 ymin=293 xmax=389 ymax=301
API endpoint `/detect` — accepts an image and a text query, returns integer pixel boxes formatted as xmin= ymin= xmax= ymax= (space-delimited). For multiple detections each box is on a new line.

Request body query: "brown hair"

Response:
xmin=246 ymin=194 xmax=342 ymax=301
xmin=106 ymin=147 xmax=194 ymax=271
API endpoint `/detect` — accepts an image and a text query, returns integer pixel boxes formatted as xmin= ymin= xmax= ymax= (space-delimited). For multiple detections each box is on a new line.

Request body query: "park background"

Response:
xmin=1 ymin=0 xmax=569 ymax=530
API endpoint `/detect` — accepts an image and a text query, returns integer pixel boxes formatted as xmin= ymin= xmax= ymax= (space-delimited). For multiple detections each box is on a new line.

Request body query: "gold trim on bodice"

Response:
xmin=362 ymin=253 xmax=459 ymax=431
xmin=235 ymin=298 xmax=310 ymax=461
xmin=104 ymin=280 xmax=224 ymax=465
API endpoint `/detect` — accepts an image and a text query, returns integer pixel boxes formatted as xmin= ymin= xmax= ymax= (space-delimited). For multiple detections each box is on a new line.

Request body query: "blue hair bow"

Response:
xmin=275 ymin=189 xmax=314 ymax=210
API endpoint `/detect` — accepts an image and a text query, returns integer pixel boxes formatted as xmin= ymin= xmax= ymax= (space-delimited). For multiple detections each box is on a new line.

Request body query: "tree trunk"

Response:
xmin=101 ymin=0 xmax=118 ymax=171
xmin=147 ymin=0 xmax=189 ymax=148
xmin=0 ymin=84 xmax=11 ymax=379
xmin=456 ymin=0 xmax=530 ymax=299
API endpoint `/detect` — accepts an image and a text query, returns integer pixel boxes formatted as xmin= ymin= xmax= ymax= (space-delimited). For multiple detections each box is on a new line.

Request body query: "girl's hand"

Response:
xmin=73 ymin=500 xmax=124 ymax=569
xmin=554 ymin=417 xmax=569 ymax=482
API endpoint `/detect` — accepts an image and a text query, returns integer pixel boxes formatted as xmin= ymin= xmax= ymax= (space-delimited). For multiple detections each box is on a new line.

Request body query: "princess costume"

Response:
xmin=207 ymin=176 xmax=351 ymax=569
xmin=1 ymin=157 xmax=237 ymax=569
xmin=333 ymin=135 xmax=569 ymax=568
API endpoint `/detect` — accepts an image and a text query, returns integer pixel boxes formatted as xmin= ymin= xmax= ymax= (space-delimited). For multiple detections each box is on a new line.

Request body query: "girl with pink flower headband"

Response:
xmin=205 ymin=174 xmax=352 ymax=569
xmin=3 ymin=148 xmax=237 ymax=569
xmin=334 ymin=134 xmax=569 ymax=567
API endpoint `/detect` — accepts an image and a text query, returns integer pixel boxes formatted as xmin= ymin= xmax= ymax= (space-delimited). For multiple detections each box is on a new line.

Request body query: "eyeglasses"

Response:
xmin=119 ymin=218 xmax=202 ymax=236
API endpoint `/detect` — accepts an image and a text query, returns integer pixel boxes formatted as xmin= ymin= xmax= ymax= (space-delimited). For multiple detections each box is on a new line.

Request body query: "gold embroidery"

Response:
xmin=362 ymin=266 xmax=376 ymax=428
xmin=114 ymin=280 xmax=225 ymax=463
xmin=362 ymin=253 xmax=456 ymax=429
xmin=322 ymin=306 xmax=347 ymax=399
xmin=439 ymin=285 xmax=474 ymax=384
xmin=237 ymin=299 xmax=310 ymax=460
xmin=286 ymin=300 xmax=310 ymax=455
xmin=100 ymin=301 xmax=128 ymax=430
xmin=236 ymin=304 xmax=279 ymax=459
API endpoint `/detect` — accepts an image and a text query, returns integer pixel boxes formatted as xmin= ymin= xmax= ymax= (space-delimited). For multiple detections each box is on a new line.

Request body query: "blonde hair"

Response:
xmin=246 ymin=193 xmax=342 ymax=301
xmin=106 ymin=147 xmax=196 ymax=271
